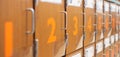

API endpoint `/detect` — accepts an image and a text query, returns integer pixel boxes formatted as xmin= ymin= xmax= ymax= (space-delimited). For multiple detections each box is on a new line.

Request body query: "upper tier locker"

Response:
xmin=111 ymin=3 xmax=117 ymax=35
xmin=103 ymin=1 xmax=111 ymax=57
xmin=66 ymin=0 xmax=83 ymax=57
xmin=95 ymin=0 xmax=104 ymax=57
xmin=35 ymin=0 xmax=66 ymax=57
xmin=84 ymin=0 xmax=95 ymax=57
xmin=0 ymin=0 xmax=33 ymax=57
xmin=104 ymin=1 xmax=110 ymax=38
xmin=96 ymin=0 xmax=103 ymax=41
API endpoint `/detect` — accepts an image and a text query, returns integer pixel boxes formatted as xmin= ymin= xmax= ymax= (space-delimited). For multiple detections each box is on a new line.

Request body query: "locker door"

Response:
xmin=118 ymin=6 xmax=120 ymax=56
xmin=0 ymin=0 xmax=33 ymax=57
xmin=84 ymin=0 xmax=95 ymax=57
xmin=35 ymin=0 xmax=65 ymax=57
xmin=114 ymin=5 xmax=119 ymax=57
xmin=104 ymin=2 xmax=110 ymax=38
xmin=66 ymin=0 xmax=83 ymax=54
xmin=104 ymin=2 xmax=111 ymax=57
xmin=111 ymin=3 xmax=116 ymax=35
xmin=84 ymin=0 xmax=95 ymax=46
xmin=96 ymin=0 xmax=104 ymax=57
xmin=96 ymin=0 xmax=104 ymax=41
xmin=110 ymin=3 xmax=116 ymax=57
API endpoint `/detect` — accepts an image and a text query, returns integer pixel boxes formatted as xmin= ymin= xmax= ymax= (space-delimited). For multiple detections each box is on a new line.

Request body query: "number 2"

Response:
xmin=47 ymin=18 xmax=56 ymax=43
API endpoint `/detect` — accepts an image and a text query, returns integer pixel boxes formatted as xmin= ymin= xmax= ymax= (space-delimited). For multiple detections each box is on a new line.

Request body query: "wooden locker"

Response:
xmin=0 ymin=0 xmax=33 ymax=57
xmin=35 ymin=0 xmax=66 ymax=57
xmin=66 ymin=0 xmax=83 ymax=54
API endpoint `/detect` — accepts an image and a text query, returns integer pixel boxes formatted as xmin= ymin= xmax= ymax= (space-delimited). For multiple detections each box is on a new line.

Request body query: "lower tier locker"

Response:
xmin=84 ymin=44 xmax=95 ymax=57
xmin=118 ymin=33 xmax=120 ymax=56
xmin=96 ymin=40 xmax=104 ymax=57
xmin=104 ymin=37 xmax=111 ymax=57
xmin=110 ymin=35 xmax=115 ymax=57
xmin=114 ymin=26 xmax=119 ymax=57
xmin=66 ymin=49 xmax=83 ymax=57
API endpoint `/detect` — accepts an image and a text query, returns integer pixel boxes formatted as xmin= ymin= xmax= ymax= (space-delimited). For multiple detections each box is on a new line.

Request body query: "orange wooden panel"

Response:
xmin=35 ymin=0 xmax=65 ymax=57
xmin=111 ymin=47 xmax=115 ymax=57
xmin=105 ymin=49 xmax=110 ymax=57
xmin=84 ymin=0 xmax=95 ymax=47
xmin=111 ymin=3 xmax=117 ymax=35
xmin=66 ymin=0 xmax=83 ymax=54
xmin=0 ymin=0 xmax=33 ymax=57
xmin=96 ymin=0 xmax=104 ymax=41
xmin=104 ymin=1 xmax=111 ymax=38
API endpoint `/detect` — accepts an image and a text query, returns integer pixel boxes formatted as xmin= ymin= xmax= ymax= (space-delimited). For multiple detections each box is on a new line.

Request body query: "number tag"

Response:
xmin=73 ymin=16 xmax=78 ymax=36
xmin=85 ymin=0 xmax=94 ymax=8
xmin=47 ymin=18 xmax=56 ymax=43
xmin=68 ymin=0 xmax=82 ymax=7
